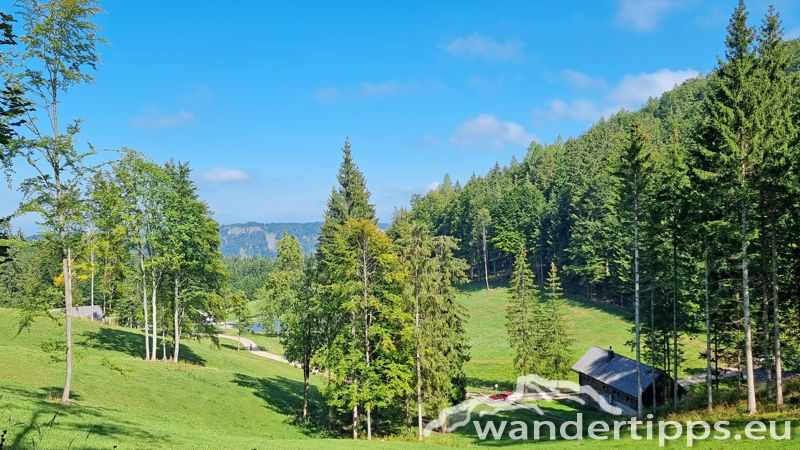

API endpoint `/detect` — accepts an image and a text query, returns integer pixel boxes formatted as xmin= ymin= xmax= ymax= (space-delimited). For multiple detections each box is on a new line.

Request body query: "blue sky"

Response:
xmin=3 ymin=0 xmax=800 ymax=233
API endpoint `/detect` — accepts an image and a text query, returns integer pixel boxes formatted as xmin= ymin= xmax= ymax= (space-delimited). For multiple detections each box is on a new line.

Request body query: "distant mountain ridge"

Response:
xmin=220 ymin=222 xmax=322 ymax=258
xmin=220 ymin=221 xmax=389 ymax=258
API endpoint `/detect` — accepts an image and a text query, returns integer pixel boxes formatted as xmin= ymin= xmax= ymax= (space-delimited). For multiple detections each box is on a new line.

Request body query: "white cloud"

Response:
xmin=533 ymin=99 xmax=618 ymax=124
xmin=130 ymin=108 xmax=195 ymax=129
xmin=439 ymin=33 xmax=526 ymax=63
xmin=200 ymin=167 xmax=252 ymax=183
xmin=533 ymin=68 xmax=699 ymax=125
xmin=607 ymin=68 xmax=699 ymax=107
xmin=561 ymin=69 xmax=606 ymax=90
xmin=418 ymin=135 xmax=441 ymax=148
xmin=314 ymin=87 xmax=341 ymax=102
xmin=615 ymin=0 xmax=692 ymax=32
xmin=450 ymin=114 xmax=537 ymax=149
xmin=427 ymin=181 xmax=441 ymax=191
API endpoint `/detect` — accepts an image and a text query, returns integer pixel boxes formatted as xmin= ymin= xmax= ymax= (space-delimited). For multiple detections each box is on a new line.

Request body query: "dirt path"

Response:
xmin=215 ymin=334 xmax=294 ymax=366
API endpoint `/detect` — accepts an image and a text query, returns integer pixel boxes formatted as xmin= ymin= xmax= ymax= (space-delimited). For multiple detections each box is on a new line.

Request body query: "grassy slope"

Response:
xmin=0 ymin=310 xmax=450 ymax=450
xmin=459 ymin=281 xmax=706 ymax=393
xmin=2 ymin=283 xmax=797 ymax=449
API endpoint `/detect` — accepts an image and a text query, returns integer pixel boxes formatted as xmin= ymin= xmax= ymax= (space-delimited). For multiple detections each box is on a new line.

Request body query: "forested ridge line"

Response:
xmin=405 ymin=9 xmax=800 ymax=417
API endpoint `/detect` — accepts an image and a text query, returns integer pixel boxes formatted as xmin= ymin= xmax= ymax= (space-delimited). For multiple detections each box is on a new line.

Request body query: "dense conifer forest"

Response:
xmin=2 ymin=1 xmax=800 ymax=447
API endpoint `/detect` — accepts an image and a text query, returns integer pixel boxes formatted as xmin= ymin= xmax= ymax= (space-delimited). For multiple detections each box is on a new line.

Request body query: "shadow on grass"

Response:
xmin=230 ymin=372 xmax=328 ymax=437
xmin=455 ymin=280 xmax=508 ymax=294
xmin=467 ymin=376 xmax=516 ymax=393
xmin=0 ymin=386 xmax=161 ymax=448
xmin=81 ymin=327 xmax=206 ymax=366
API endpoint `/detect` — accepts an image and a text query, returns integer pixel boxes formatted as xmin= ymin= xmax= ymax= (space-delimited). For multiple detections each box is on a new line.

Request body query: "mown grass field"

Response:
xmin=1 ymin=283 xmax=798 ymax=449
xmin=459 ymin=281 xmax=706 ymax=394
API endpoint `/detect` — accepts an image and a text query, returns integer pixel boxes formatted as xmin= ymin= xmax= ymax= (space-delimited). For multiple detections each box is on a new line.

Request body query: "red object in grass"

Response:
xmin=489 ymin=391 xmax=513 ymax=401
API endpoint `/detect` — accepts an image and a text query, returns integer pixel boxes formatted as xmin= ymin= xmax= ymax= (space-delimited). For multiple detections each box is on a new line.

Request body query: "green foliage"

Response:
xmin=318 ymin=217 xmax=410 ymax=435
xmin=224 ymin=255 xmax=274 ymax=299
xmin=393 ymin=213 xmax=470 ymax=430
xmin=505 ymin=246 xmax=542 ymax=376
xmin=539 ymin=262 xmax=574 ymax=379
xmin=228 ymin=290 xmax=250 ymax=347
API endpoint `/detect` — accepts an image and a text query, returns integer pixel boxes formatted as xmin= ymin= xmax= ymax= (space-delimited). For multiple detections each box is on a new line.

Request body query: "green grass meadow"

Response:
xmin=1 ymin=283 xmax=798 ymax=448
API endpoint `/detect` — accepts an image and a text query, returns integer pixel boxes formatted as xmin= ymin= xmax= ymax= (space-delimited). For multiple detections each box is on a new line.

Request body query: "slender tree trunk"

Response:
xmin=364 ymin=303 xmax=372 ymax=440
xmin=672 ymin=236 xmax=678 ymax=411
xmin=353 ymin=403 xmax=358 ymax=440
xmin=62 ymin=248 xmax=73 ymax=405
xmin=705 ymin=243 xmax=713 ymax=411
xmin=759 ymin=206 xmax=773 ymax=399
xmin=762 ymin=254 xmax=772 ymax=400
xmin=162 ymin=330 xmax=167 ymax=361
xmin=715 ymin=332 xmax=720 ymax=391
xmin=634 ymin=186 xmax=642 ymax=420
xmin=482 ymin=227 xmax=490 ymax=291
xmin=173 ymin=273 xmax=181 ymax=363
xmin=303 ymin=364 xmax=310 ymax=420
xmin=741 ymin=197 xmax=757 ymax=414
xmin=771 ymin=219 xmax=783 ymax=406
xmin=141 ymin=255 xmax=149 ymax=361
xmin=415 ymin=274 xmax=423 ymax=441
xmin=405 ymin=395 xmax=411 ymax=430
xmin=90 ymin=245 xmax=95 ymax=321
xmin=151 ymin=268 xmax=158 ymax=362
xmin=367 ymin=406 xmax=372 ymax=441
xmin=651 ymin=288 xmax=656 ymax=416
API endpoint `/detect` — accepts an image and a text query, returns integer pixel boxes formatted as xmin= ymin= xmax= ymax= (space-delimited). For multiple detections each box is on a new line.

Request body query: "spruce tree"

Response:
xmin=618 ymin=120 xmax=651 ymax=419
xmin=314 ymin=139 xmax=380 ymax=435
xmin=506 ymin=245 xmax=541 ymax=376
xmin=697 ymin=0 xmax=760 ymax=414
xmin=540 ymin=262 xmax=573 ymax=379
xmin=756 ymin=5 xmax=794 ymax=406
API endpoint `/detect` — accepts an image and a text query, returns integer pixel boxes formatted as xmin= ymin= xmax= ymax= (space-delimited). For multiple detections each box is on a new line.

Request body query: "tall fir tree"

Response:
xmin=506 ymin=245 xmax=541 ymax=376
xmin=540 ymin=262 xmax=573 ymax=379
xmin=697 ymin=0 xmax=761 ymax=414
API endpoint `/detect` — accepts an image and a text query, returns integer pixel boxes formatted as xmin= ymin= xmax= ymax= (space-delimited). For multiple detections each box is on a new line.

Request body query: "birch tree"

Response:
xmin=3 ymin=0 xmax=105 ymax=405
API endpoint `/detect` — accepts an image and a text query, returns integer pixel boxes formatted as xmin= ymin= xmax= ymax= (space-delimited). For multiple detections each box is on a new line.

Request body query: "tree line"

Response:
xmin=0 ymin=1 xmax=227 ymax=405
xmin=407 ymin=1 xmax=800 ymax=418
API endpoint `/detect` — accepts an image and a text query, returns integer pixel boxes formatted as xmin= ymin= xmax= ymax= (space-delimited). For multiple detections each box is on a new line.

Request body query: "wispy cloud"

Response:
xmin=439 ymin=33 xmax=526 ymax=63
xmin=533 ymin=99 xmax=618 ymax=124
xmin=179 ymin=83 xmax=213 ymax=104
xmin=534 ymin=68 xmax=699 ymax=125
xmin=467 ymin=76 xmax=489 ymax=87
xmin=786 ymin=27 xmax=800 ymax=40
xmin=450 ymin=114 xmax=537 ymax=149
xmin=314 ymin=87 xmax=342 ymax=102
xmin=130 ymin=108 xmax=195 ymax=129
xmin=615 ymin=0 xmax=693 ymax=32
xmin=418 ymin=135 xmax=441 ymax=148
xmin=313 ymin=80 xmax=446 ymax=102
xmin=561 ymin=69 xmax=607 ymax=90
xmin=607 ymin=68 xmax=699 ymax=106
xmin=199 ymin=167 xmax=252 ymax=183
xmin=380 ymin=181 xmax=443 ymax=202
